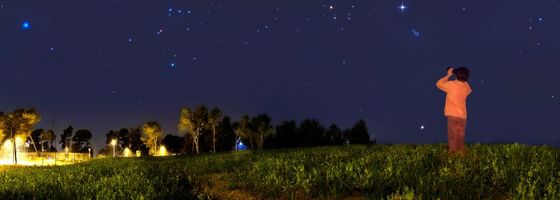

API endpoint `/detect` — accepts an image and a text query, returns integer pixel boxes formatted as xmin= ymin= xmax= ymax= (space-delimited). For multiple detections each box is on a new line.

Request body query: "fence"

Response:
xmin=0 ymin=151 xmax=91 ymax=166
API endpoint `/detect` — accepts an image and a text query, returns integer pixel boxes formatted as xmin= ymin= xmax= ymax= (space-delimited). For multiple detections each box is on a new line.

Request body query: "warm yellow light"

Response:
xmin=110 ymin=139 xmax=117 ymax=146
xmin=159 ymin=146 xmax=168 ymax=156
xmin=65 ymin=147 xmax=69 ymax=153
xmin=4 ymin=139 xmax=12 ymax=149
xmin=135 ymin=150 xmax=141 ymax=157
xmin=15 ymin=137 xmax=23 ymax=144
xmin=123 ymin=148 xmax=132 ymax=157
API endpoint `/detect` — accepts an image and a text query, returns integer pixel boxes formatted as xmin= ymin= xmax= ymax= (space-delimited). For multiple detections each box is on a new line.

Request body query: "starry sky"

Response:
xmin=1 ymin=0 xmax=559 ymax=150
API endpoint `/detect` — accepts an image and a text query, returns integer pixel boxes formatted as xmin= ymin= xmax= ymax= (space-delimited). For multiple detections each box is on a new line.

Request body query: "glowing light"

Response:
xmin=159 ymin=146 xmax=168 ymax=156
xmin=123 ymin=147 xmax=132 ymax=157
xmin=15 ymin=137 xmax=23 ymax=144
xmin=110 ymin=139 xmax=117 ymax=157
xmin=22 ymin=21 xmax=30 ymax=29
xmin=420 ymin=125 xmax=425 ymax=130
xmin=399 ymin=3 xmax=407 ymax=12
xmin=1 ymin=139 xmax=91 ymax=166
xmin=4 ymin=139 xmax=12 ymax=151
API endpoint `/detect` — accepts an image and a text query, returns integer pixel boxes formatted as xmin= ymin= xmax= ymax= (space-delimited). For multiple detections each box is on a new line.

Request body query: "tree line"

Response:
xmin=0 ymin=107 xmax=374 ymax=158
xmin=101 ymin=105 xmax=373 ymax=156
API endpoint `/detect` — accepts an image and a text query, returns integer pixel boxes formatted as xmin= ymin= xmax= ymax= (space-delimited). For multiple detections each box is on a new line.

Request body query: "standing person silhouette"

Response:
xmin=436 ymin=67 xmax=472 ymax=155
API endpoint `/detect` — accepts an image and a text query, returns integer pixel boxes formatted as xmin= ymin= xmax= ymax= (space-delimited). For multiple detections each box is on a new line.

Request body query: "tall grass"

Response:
xmin=0 ymin=144 xmax=558 ymax=199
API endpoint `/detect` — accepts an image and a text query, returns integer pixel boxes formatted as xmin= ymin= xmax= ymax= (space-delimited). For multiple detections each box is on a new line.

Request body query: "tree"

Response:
xmin=72 ymin=129 xmax=92 ymax=153
xmin=252 ymin=114 xmax=273 ymax=150
xmin=40 ymin=129 xmax=56 ymax=152
xmin=0 ymin=108 xmax=41 ymax=164
xmin=128 ymin=127 xmax=144 ymax=152
xmin=325 ymin=124 xmax=343 ymax=146
xmin=142 ymin=121 xmax=162 ymax=156
xmin=60 ymin=126 xmax=73 ymax=151
xmin=207 ymin=108 xmax=222 ymax=153
xmin=299 ymin=119 xmax=325 ymax=147
xmin=105 ymin=130 xmax=118 ymax=156
xmin=162 ymin=134 xmax=183 ymax=154
xmin=236 ymin=115 xmax=252 ymax=149
xmin=344 ymin=119 xmax=370 ymax=144
xmin=97 ymin=147 xmax=109 ymax=157
xmin=216 ymin=116 xmax=236 ymax=151
xmin=274 ymin=120 xmax=299 ymax=148
xmin=177 ymin=106 xmax=208 ymax=154
xmin=236 ymin=114 xmax=274 ymax=150
xmin=117 ymin=128 xmax=131 ymax=150
xmin=30 ymin=129 xmax=43 ymax=152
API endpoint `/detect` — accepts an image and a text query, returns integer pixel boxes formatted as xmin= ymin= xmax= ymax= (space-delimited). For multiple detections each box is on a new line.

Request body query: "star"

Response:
xmin=420 ymin=125 xmax=425 ymax=130
xmin=399 ymin=3 xmax=407 ymax=13
xmin=22 ymin=21 xmax=30 ymax=30
xmin=411 ymin=29 xmax=421 ymax=37
xmin=170 ymin=63 xmax=176 ymax=68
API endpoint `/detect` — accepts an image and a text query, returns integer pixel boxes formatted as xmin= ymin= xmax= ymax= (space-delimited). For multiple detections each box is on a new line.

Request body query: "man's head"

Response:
xmin=454 ymin=67 xmax=470 ymax=82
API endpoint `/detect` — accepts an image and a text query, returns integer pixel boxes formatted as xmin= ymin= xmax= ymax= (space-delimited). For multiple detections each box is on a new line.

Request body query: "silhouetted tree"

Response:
xmin=216 ymin=116 xmax=236 ymax=151
xmin=72 ymin=129 xmax=92 ymax=153
xmin=207 ymin=108 xmax=222 ymax=153
xmin=105 ymin=130 xmax=119 ymax=154
xmin=40 ymin=129 xmax=56 ymax=152
xmin=118 ymin=128 xmax=130 ymax=150
xmin=299 ymin=119 xmax=325 ymax=147
xmin=162 ymin=134 xmax=183 ymax=154
xmin=128 ymin=127 xmax=144 ymax=152
xmin=344 ymin=119 xmax=370 ymax=144
xmin=274 ymin=120 xmax=299 ymax=148
xmin=105 ymin=130 xmax=117 ymax=145
xmin=30 ymin=129 xmax=43 ymax=152
xmin=60 ymin=126 xmax=73 ymax=151
xmin=325 ymin=124 xmax=343 ymax=145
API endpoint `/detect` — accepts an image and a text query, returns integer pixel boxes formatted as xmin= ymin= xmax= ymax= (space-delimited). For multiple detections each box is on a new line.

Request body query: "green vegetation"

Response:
xmin=0 ymin=144 xmax=559 ymax=199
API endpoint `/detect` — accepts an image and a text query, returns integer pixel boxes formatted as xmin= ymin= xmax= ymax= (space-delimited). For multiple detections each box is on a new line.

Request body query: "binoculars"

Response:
xmin=446 ymin=67 xmax=454 ymax=74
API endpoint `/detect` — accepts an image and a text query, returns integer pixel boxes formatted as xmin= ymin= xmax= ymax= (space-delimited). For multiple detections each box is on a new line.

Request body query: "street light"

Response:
xmin=110 ymin=139 xmax=117 ymax=157
xmin=88 ymin=147 xmax=92 ymax=159
xmin=159 ymin=145 xmax=167 ymax=156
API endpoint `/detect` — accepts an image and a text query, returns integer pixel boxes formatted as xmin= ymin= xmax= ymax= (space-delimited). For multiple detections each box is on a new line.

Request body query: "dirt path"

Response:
xmin=202 ymin=173 xmax=257 ymax=200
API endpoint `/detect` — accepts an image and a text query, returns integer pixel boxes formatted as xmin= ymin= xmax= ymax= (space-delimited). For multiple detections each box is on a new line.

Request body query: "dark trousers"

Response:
xmin=447 ymin=116 xmax=467 ymax=154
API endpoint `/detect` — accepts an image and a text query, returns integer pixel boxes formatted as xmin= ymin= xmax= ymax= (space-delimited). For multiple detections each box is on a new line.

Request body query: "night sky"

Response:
xmin=1 ymin=0 xmax=559 ymax=150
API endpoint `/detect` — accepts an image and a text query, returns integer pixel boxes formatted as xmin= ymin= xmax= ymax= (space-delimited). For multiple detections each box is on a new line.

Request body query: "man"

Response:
xmin=436 ymin=67 xmax=472 ymax=155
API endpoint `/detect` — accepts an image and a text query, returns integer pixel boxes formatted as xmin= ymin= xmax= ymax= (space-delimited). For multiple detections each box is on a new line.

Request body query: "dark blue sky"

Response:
xmin=1 ymin=0 xmax=559 ymax=150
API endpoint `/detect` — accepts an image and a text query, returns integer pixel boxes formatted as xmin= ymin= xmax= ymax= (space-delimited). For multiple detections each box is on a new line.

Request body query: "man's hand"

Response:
xmin=447 ymin=67 xmax=454 ymax=76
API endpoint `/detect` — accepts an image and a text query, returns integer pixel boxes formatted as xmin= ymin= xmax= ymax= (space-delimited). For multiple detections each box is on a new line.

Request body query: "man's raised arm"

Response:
xmin=436 ymin=67 xmax=454 ymax=92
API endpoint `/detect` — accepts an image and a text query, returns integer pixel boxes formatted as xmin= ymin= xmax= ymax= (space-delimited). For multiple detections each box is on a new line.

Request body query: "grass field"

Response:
xmin=0 ymin=144 xmax=559 ymax=199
